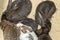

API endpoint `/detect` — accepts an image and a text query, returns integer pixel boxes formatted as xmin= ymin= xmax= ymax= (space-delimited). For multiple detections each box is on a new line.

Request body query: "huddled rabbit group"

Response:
xmin=0 ymin=0 xmax=56 ymax=40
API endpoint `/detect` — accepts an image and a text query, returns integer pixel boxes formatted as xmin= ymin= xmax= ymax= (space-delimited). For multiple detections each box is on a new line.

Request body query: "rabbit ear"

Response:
xmin=48 ymin=4 xmax=56 ymax=19
xmin=35 ymin=1 xmax=56 ymax=27
xmin=7 ymin=0 xmax=12 ymax=10
xmin=35 ymin=10 xmax=44 ymax=26
xmin=36 ymin=1 xmax=56 ymax=20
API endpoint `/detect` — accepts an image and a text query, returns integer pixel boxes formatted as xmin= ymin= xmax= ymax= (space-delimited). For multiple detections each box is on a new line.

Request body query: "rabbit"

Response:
xmin=0 ymin=20 xmax=20 ymax=40
xmin=35 ymin=1 xmax=56 ymax=36
xmin=1 ymin=0 xmax=32 ymax=23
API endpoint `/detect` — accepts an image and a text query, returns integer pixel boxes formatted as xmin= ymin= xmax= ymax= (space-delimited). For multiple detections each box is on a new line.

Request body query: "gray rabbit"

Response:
xmin=35 ymin=1 xmax=56 ymax=40
xmin=1 ymin=0 xmax=32 ymax=23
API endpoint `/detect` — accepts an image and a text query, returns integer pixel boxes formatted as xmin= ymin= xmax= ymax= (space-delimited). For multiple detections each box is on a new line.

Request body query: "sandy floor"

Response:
xmin=0 ymin=0 xmax=60 ymax=40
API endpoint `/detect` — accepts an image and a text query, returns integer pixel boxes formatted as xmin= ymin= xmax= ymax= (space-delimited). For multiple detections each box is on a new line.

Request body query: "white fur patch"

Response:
xmin=16 ymin=22 xmax=38 ymax=40
xmin=20 ymin=30 xmax=38 ymax=40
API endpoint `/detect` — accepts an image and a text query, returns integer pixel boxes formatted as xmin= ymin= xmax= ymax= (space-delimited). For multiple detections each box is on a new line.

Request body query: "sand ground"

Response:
xmin=0 ymin=0 xmax=60 ymax=40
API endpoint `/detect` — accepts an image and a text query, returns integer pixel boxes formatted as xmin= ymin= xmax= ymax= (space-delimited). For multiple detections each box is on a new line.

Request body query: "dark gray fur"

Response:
xmin=1 ymin=0 xmax=32 ymax=23
xmin=35 ymin=1 xmax=56 ymax=40
xmin=35 ymin=1 xmax=56 ymax=34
